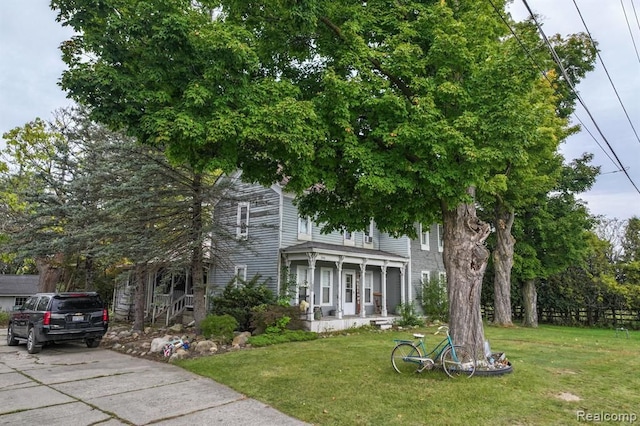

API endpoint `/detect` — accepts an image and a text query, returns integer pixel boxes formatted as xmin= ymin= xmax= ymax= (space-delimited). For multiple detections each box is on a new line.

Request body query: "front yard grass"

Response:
xmin=177 ymin=325 xmax=640 ymax=425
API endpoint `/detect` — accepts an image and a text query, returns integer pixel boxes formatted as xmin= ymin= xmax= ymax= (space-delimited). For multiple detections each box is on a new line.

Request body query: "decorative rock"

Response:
xmin=194 ymin=340 xmax=217 ymax=354
xmin=150 ymin=335 xmax=172 ymax=353
xmin=169 ymin=323 xmax=183 ymax=333
xmin=232 ymin=332 xmax=251 ymax=348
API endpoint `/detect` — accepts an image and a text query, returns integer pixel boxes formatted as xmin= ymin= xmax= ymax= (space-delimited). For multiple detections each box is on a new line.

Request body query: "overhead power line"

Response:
xmin=620 ymin=0 xmax=640 ymax=63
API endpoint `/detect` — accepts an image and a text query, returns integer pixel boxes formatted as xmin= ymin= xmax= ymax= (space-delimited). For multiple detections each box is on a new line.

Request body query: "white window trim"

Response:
xmin=320 ymin=267 xmax=333 ymax=306
xmin=437 ymin=224 xmax=444 ymax=252
xmin=234 ymin=265 xmax=247 ymax=284
xmin=236 ymin=202 xmax=250 ymax=239
xmin=363 ymin=221 xmax=374 ymax=246
xmin=364 ymin=271 xmax=374 ymax=305
xmin=298 ymin=216 xmax=312 ymax=240
xmin=420 ymin=224 xmax=430 ymax=251
xmin=421 ymin=270 xmax=431 ymax=285
xmin=343 ymin=230 xmax=355 ymax=246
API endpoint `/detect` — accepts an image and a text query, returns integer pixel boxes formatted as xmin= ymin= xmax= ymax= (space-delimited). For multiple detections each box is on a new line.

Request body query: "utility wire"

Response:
xmin=572 ymin=0 xmax=640 ymax=145
xmin=488 ymin=0 xmax=622 ymax=171
xmin=621 ymin=0 xmax=640 ymax=63
xmin=520 ymin=0 xmax=640 ymax=195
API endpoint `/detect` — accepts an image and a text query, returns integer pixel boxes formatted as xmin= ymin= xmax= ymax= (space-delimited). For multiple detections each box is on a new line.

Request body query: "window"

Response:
xmin=343 ymin=230 xmax=355 ymax=246
xmin=234 ymin=265 xmax=247 ymax=284
xmin=298 ymin=216 xmax=312 ymax=240
xmin=364 ymin=221 xmax=374 ymax=245
xmin=236 ymin=202 xmax=250 ymax=239
xmin=439 ymin=271 xmax=447 ymax=287
xmin=36 ymin=296 xmax=50 ymax=311
xmin=420 ymin=224 xmax=430 ymax=251
xmin=421 ymin=270 xmax=431 ymax=285
xmin=437 ymin=224 xmax=444 ymax=252
xmin=364 ymin=271 xmax=373 ymax=304
xmin=320 ymin=268 xmax=333 ymax=305
xmin=14 ymin=296 xmax=28 ymax=308
xmin=23 ymin=296 xmax=38 ymax=311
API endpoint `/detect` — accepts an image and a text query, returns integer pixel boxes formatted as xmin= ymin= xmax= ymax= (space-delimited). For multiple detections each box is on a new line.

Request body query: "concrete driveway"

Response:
xmin=0 ymin=329 xmax=308 ymax=425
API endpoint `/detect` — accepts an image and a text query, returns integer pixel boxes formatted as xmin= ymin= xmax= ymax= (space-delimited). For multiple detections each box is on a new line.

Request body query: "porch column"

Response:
xmin=381 ymin=262 xmax=388 ymax=317
xmin=307 ymin=253 xmax=317 ymax=322
xmin=360 ymin=260 xmax=368 ymax=318
xmin=335 ymin=256 xmax=344 ymax=319
xmin=400 ymin=263 xmax=407 ymax=305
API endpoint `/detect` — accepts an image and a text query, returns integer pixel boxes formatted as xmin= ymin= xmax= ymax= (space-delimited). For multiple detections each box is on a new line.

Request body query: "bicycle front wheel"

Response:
xmin=391 ymin=343 xmax=423 ymax=374
xmin=441 ymin=345 xmax=476 ymax=378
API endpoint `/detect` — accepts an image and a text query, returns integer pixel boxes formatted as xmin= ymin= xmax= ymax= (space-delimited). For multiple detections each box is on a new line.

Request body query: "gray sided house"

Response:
xmin=0 ymin=275 xmax=39 ymax=312
xmin=210 ymin=173 xmax=446 ymax=332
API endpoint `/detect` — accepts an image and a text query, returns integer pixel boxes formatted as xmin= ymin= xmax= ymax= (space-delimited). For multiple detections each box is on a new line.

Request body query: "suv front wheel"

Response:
xmin=27 ymin=327 xmax=42 ymax=354
xmin=7 ymin=324 xmax=18 ymax=346
xmin=85 ymin=338 xmax=100 ymax=348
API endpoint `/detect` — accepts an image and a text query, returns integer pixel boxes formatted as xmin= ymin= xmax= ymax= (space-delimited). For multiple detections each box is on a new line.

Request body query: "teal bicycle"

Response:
xmin=391 ymin=326 xmax=476 ymax=378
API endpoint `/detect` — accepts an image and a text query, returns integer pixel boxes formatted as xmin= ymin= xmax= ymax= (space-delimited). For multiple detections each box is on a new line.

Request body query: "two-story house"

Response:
xmin=210 ymin=172 xmax=446 ymax=332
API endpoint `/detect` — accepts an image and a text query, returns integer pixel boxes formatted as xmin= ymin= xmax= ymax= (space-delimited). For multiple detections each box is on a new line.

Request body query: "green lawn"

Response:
xmin=177 ymin=325 xmax=640 ymax=425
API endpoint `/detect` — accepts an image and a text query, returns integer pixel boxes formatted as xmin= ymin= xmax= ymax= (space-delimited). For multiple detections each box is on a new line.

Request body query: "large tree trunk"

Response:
xmin=35 ymin=253 xmax=64 ymax=292
xmin=521 ymin=279 xmax=538 ymax=327
xmin=133 ymin=264 xmax=147 ymax=332
xmin=492 ymin=204 xmax=515 ymax=326
xmin=442 ymin=188 xmax=491 ymax=358
xmin=190 ymin=173 xmax=206 ymax=334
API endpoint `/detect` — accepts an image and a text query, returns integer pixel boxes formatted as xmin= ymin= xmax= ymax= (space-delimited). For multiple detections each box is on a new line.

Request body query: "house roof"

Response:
xmin=0 ymin=275 xmax=39 ymax=296
xmin=281 ymin=241 xmax=408 ymax=268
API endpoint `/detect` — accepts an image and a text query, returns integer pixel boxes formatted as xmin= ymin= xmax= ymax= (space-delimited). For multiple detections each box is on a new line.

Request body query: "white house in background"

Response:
xmin=0 ymin=275 xmax=39 ymax=312
xmin=209 ymin=172 xmax=446 ymax=332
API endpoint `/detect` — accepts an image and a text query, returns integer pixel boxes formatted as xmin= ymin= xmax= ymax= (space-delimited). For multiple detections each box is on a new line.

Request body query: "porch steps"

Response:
xmin=370 ymin=318 xmax=393 ymax=330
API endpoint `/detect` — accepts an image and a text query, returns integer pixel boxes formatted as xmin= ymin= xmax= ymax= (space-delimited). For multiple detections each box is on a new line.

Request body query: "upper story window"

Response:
xmin=419 ymin=224 xmax=430 ymax=251
xmin=437 ymin=224 xmax=444 ymax=252
xmin=363 ymin=221 xmax=374 ymax=245
xmin=298 ymin=216 xmax=312 ymax=240
xmin=236 ymin=202 xmax=250 ymax=239
xmin=343 ymin=230 xmax=355 ymax=246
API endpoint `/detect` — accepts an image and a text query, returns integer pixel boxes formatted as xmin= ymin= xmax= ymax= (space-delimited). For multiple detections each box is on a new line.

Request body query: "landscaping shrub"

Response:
xmin=417 ymin=277 xmax=449 ymax=321
xmin=210 ymin=274 xmax=275 ymax=331
xmin=200 ymin=314 xmax=238 ymax=344
xmin=396 ymin=302 xmax=424 ymax=327
xmin=0 ymin=311 xmax=8 ymax=326
xmin=251 ymin=304 xmax=305 ymax=334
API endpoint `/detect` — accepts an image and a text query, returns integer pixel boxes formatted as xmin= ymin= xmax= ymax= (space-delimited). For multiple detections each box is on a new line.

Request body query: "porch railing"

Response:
xmin=151 ymin=293 xmax=193 ymax=326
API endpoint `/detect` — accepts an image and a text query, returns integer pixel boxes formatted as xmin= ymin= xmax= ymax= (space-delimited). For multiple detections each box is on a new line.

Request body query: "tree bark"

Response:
xmin=190 ymin=173 xmax=206 ymax=334
xmin=492 ymin=205 xmax=515 ymax=326
xmin=133 ymin=264 xmax=147 ymax=332
xmin=35 ymin=253 xmax=64 ymax=293
xmin=521 ymin=279 xmax=538 ymax=327
xmin=442 ymin=188 xmax=491 ymax=358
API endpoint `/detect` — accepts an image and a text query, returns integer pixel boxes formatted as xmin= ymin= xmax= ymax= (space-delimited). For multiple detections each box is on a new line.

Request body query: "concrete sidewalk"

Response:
xmin=0 ymin=329 xmax=309 ymax=425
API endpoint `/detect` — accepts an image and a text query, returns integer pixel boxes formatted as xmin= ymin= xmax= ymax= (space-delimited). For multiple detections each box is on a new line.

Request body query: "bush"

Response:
xmin=247 ymin=330 xmax=318 ymax=347
xmin=0 ymin=311 xmax=8 ymax=326
xmin=251 ymin=304 xmax=305 ymax=334
xmin=200 ymin=314 xmax=238 ymax=344
xmin=396 ymin=302 xmax=424 ymax=327
xmin=210 ymin=274 xmax=276 ymax=331
xmin=417 ymin=277 xmax=449 ymax=322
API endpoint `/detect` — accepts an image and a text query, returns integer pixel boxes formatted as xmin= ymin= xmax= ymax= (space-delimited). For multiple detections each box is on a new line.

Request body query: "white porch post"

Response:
xmin=400 ymin=263 xmax=407 ymax=305
xmin=381 ymin=261 xmax=388 ymax=317
xmin=335 ymin=256 xmax=344 ymax=319
xmin=359 ymin=261 xmax=368 ymax=318
xmin=307 ymin=253 xmax=317 ymax=322
xmin=405 ymin=262 xmax=411 ymax=303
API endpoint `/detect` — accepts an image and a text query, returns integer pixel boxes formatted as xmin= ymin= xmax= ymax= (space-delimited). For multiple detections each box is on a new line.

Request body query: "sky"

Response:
xmin=1 ymin=1 xmax=639 ymax=221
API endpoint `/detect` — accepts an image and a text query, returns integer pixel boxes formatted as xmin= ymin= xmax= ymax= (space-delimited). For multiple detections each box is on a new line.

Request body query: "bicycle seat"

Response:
xmin=413 ymin=333 xmax=424 ymax=339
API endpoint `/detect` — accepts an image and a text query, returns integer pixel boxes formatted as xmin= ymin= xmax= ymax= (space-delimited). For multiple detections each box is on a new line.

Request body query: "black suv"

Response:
xmin=7 ymin=292 xmax=109 ymax=354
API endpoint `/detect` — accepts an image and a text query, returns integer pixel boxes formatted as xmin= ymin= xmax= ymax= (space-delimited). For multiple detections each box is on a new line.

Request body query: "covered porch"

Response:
xmin=281 ymin=242 xmax=409 ymax=331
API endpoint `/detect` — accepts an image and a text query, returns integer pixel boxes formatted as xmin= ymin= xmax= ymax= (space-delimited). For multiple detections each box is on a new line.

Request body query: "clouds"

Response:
xmin=1 ymin=1 xmax=638 ymax=220
xmin=0 ymin=2 xmax=73 ymax=136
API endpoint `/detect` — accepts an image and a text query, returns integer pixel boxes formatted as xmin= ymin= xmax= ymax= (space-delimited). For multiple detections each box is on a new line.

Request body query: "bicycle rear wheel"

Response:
xmin=391 ymin=343 xmax=423 ymax=374
xmin=441 ymin=345 xmax=476 ymax=378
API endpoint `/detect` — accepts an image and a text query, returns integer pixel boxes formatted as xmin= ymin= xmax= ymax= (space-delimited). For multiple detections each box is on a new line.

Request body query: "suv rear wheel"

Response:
xmin=85 ymin=338 xmax=100 ymax=348
xmin=27 ymin=327 xmax=41 ymax=354
xmin=7 ymin=324 xmax=18 ymax=346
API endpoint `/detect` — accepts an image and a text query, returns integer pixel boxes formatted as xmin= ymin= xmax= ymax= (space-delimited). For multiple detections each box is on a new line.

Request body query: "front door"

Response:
xmin=343 ymin=270 xmax=356 ymax=315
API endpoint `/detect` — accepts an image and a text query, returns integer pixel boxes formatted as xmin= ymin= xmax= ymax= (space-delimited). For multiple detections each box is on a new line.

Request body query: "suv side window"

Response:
xmin=23 ymin=296 xmax=38 ymax=311
xmin=36 ymin=296 xmax=51 ymax=311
